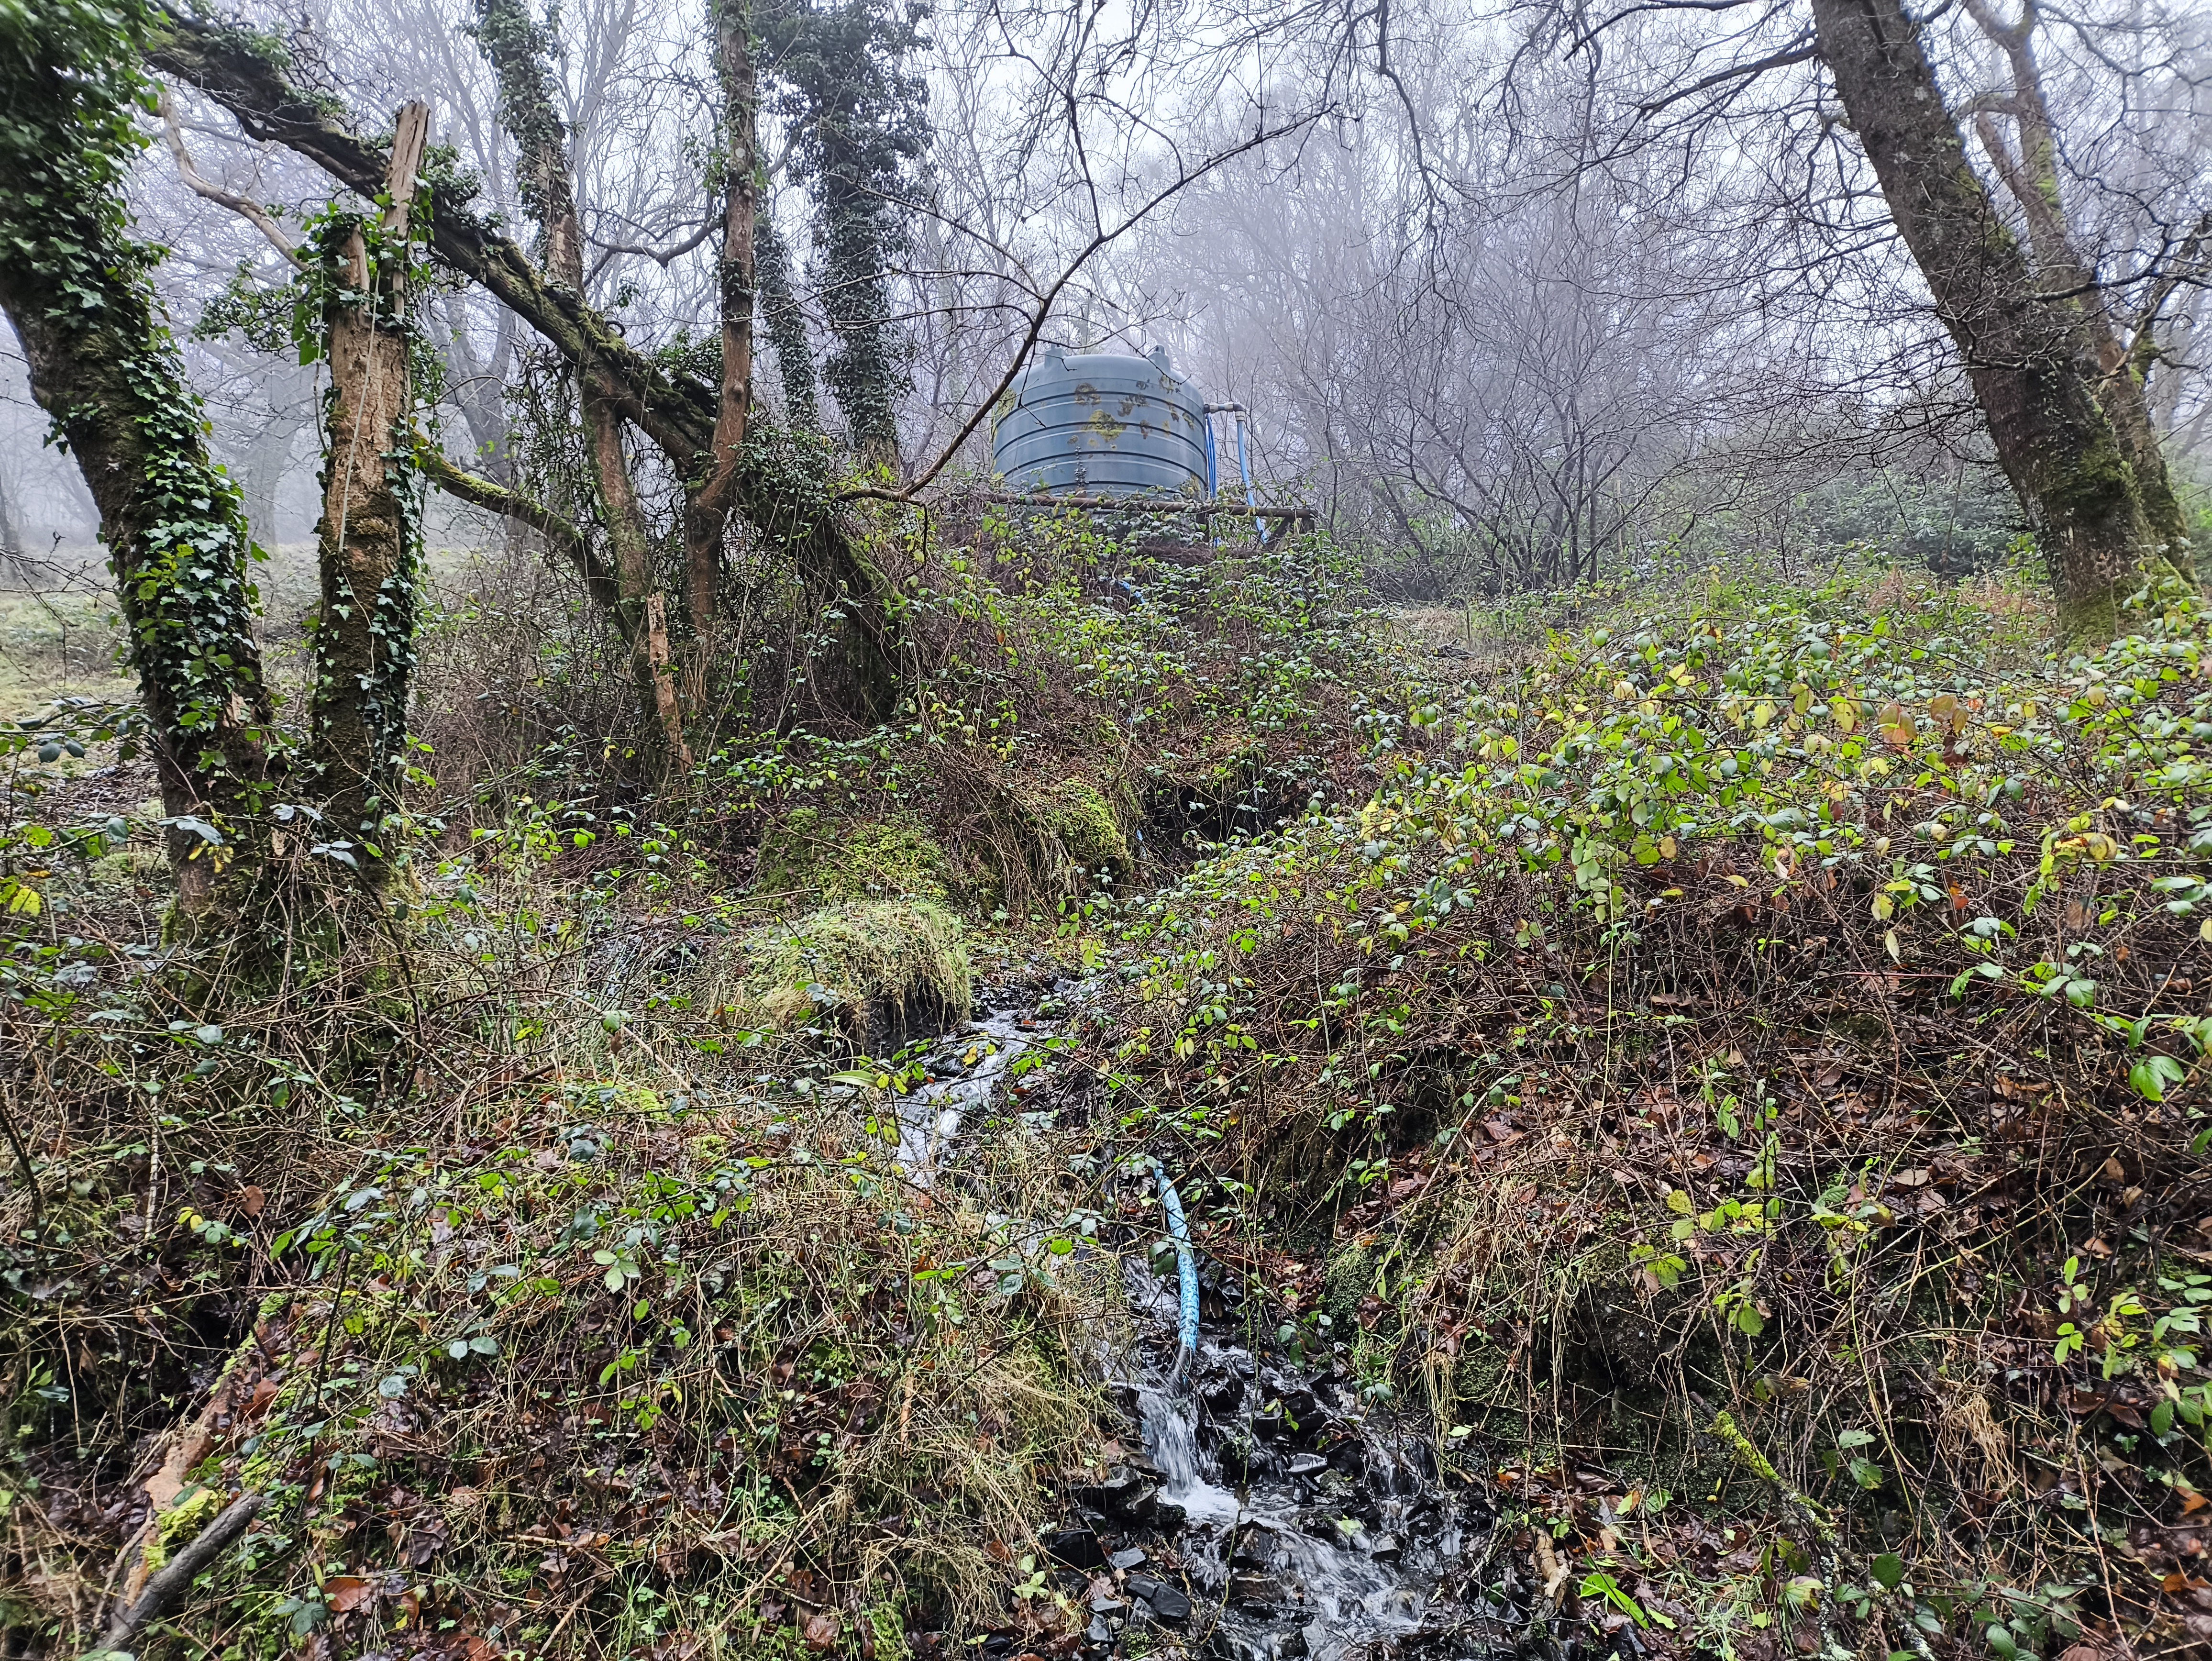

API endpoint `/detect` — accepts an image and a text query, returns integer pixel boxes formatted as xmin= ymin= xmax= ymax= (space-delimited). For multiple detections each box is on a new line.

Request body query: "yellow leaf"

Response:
xmin=2201 ymin=918 xmax=2212 ymax=943
xmin=1659 ymin=835 xmax=1677 ymax=859
xmin=1871 ymin=893 xmax=1894 ymax=921
xmin=1751 ymin=700 xmax=1776 ymax=730
xmin=1883 ymin=929 xmax=1901 ymax=962
xmin=1666 ymin=1189 xmax=1694 ymax=1215
xmin=1724 ymin=874 xmax=1749 ymax=888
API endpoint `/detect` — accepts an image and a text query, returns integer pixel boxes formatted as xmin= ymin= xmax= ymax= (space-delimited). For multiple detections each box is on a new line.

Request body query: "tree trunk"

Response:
xmin=155 ymin=9 xmax=900 ymax=722
xmin=1810 ymin=0 xmax=2194 ymax=640
xmin=240 ymin=391 xmax=307 ymax=555
xmin=471 ymin=0 xmax=691 ymax=766
xmin=309 ymin=102 xmax=430 ymax=878
xmin=1959 ymin=0 xmax=2194 ymax=582
xmin=0 ymin=3 xmax=276 ymax=919
xmin=680 ymin=0 xmax=760 ymax=648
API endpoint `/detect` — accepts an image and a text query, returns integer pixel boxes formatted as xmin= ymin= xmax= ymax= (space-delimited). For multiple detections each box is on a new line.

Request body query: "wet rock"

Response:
xmin=1072 ymin=1468 xmax=1150 ymax=1518
xmin=1085 ymin=1616 xmax=1111 ymax=1647
xmin=1285 ymin=1453 xmax=1328 ymax=1479
xmin=1046 ymin=1528 xmax=1106 ymax=1569
xmin=1199 ymin=1369 xmax=1246 ymax=1415
xmin=1108 ymin=1547 xmax=1148 ymax=1572
xmin=1262 ymin=1373 xmax=1319 ymax=1424
xmin=1146 ymin=1583 xmax=1193 ymax=1623
xmin=1217 ymin=1432 xmax=1261 ymax=1481
xmin=1229 ymin=1572 xmax=1285 ymax=1608
xmin=1368 ymin=1533 xmax=1402 ymax=1562
xmin=1145 ymin=1495 xmax=1187 ymax=1529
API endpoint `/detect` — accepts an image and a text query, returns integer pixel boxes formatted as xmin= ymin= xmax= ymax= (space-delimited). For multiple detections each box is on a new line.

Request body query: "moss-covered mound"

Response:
xmin=754 ymin=808 xmax=957 ymax=906
xmin=1027 ymin=777 xmax=1134 ymax=890
xmin=753 ymin=899 xmax=973 ymax=1050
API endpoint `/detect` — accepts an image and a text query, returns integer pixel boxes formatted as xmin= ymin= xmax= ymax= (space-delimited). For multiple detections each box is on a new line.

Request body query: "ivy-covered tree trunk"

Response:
xmin=472 ymin=0 xmax=690 ymax=767
xmin=1810 ymin=0 xmax=2196 ymax=640
xmin=762 ymin=0 xmax=924 ymax=472
xmin=757 ymin=209 xmax=820 ymax=430
xmin=157 ymin=8 xmax=902 ymax=724
xmin=308 ymin=102 xmax=429 ymax=880
xmin=0 ymin=0 xmax=276 ymax=917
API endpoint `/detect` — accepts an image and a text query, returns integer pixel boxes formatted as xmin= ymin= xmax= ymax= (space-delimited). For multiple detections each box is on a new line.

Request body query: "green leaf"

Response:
xmin=2151 ymin=1400 xmax=2175 ymax=1437
xmin=1577 ymin=1572 xmax=1648 ymax=1627
xmin=1734 ymin=1304 xmax=1765 ymax=1337
xmin=1871 ymin=1552 xmax=1903 ymax=1591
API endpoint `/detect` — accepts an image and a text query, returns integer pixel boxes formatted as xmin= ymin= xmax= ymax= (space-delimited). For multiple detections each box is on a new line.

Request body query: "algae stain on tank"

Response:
xmin=992 ymin=347 xmax=1209 ymax=499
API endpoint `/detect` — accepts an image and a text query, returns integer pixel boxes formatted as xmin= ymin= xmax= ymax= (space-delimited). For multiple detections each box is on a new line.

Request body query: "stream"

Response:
xmin=895 ymin=987 xmax=1529 ymax=1661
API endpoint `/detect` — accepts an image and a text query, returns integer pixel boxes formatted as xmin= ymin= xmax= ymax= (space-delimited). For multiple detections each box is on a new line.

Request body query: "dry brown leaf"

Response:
xmin=327 ymin=1576 xmax=373 ymax=1614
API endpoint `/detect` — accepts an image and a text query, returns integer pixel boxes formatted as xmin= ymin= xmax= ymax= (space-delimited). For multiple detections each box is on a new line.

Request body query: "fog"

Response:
xmin=5 ymin=0 xmax=2208 ymax=591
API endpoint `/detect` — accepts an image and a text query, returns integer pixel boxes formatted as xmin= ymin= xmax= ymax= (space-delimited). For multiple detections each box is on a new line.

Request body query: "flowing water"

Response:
xmin=901 ymin=987 xmax=1522 ymax=1661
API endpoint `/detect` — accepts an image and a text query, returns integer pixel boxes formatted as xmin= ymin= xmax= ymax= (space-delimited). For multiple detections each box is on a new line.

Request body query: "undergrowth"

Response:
xmin=1076 ymin=563 xmax=2212 ymax=1658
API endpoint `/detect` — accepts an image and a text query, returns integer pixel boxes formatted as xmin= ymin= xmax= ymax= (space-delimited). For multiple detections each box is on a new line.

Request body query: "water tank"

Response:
xmin=991 ymin=347 xmax=1210 ymax=498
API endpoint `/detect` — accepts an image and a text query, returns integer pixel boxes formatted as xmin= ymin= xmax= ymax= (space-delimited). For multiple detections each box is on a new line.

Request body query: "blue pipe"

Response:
xmin=1236 ymin=414 xmax=1261 ymax=542
xmin=1158 ymin=1173 xmax=1200 ymax=1384
xmin=1203 ymin=417 xmax=1219 ymax=552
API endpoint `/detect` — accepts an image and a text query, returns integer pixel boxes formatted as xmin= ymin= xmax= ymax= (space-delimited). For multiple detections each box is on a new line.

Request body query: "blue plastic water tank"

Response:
xmin=991 ymin=347 xmax=1209 ymax=498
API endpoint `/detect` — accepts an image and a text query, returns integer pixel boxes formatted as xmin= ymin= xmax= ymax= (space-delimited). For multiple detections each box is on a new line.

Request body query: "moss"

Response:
xmin=1029 ymin=779 xmax=1132 ymax=889
xmin=87 ymin=846 xmax=168 ymax=887
xmin=143 ymin=1484 xmax=223 ymax=1572
xmin=753 ymin=900 xmax=972 ymax=1050
xmin=755 ymin=808 xmax=955 ymax=906
xmin=1319 ymin=1241 xmax=1376 ymax=1335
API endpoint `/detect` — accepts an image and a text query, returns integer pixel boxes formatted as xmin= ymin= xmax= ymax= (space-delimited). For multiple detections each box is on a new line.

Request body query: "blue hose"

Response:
xmin=1158 ymin=1173 xmax=1200 ymax=1384
xmin=1236 ymin=414 xmax=1261 ymax=542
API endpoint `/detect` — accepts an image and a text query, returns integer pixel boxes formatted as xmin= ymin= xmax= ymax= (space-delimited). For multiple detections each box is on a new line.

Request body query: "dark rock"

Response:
xmin=1368 ymin=1533 xmax=1402 ymax=1562
xmin=1046 ymin=1528 xmax=1106 ymax=1569
xmin=1199 ymin=1370 xmax=1245 ymax=1415
xmin=1145 ymin=1583 xmax=1193 ymax=1623
xmin=1124 ymin=1576 xmax=1162 ymax=1603
xmin=1278 ymin=1627 xmax=1310 ymax=1660
xmin=1071 ymin=1467 xmax=1145 ymax=1513
xmin=1217 ymin=1434 xmax=1260 ymax=1481
xmin=1285 ymin=1453 xmax=1328 ymax=1479
xmin=1145 ymin=1495 xmax=1187 ymax=1529
xmin=1085 ymin=1617 xmax=1110 ymax=1647
xmin=1108 ymin=1547 xmax=1147 ymax=1571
